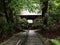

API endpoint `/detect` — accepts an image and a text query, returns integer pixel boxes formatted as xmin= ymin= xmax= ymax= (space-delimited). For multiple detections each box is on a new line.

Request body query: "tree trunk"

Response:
xmin=2 ymin=0 xmax=10 ymax=23
xmin=2 ymin=0 xmax=14 ymax=23
xmin=42 ymin=0 xmax=49 ymax=17
xmin=9 ymin=9 xmax=14 ymax=23
xmin=42 ymin=0 xmax=49 ymax=24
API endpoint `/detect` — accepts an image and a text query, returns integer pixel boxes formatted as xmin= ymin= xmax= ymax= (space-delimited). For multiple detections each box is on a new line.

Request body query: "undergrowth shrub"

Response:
xmin=0 ymin=19 xmax=14 ymax=39
xmin=50 ymin=39 xmax=60 ymax=45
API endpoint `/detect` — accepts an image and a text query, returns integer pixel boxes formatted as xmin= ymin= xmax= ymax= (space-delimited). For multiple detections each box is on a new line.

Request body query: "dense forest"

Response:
xmin=0 ymin=0 xmax=60 ymax=45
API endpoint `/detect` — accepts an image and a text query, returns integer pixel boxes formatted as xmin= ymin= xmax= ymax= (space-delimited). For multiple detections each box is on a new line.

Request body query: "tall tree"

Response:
xmin=41 ymin=0 xmax=49 ymax=24
xmin=2 ymin=0 xmax=14 ymax=23
xmin=2 ymin=0 xmax=10 ymax=23
xmin=42 ymin=0 xmax=49 ymax=17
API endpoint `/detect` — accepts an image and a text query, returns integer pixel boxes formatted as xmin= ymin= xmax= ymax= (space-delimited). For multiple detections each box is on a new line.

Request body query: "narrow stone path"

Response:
xmin=0 ymin=32 xmax=27 ymax=45
xmin=0 ymin=30 xmax=44 ymax=45
xmin=22 ymin=30 xmax=44 ymax=45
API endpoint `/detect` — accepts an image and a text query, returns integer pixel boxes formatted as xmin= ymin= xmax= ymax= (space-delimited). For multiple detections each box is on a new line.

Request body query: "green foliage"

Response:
xmin=30 ymin=0 xmax=60 ymax=31
xmin=0 ymin=19 xmax=14 ymax=38
xmin=8 ymin=0 xmax=40 ymax=13
xmin=50 ymin=39 xmax=60 ymax=45
xmin=49 ymin=0 xmax=60 ymax=13
xmin=0 ymin=0 xmax=4 ymax=16
xmin=49 ymin=0 xmax=60 ymax=22
xmin=19 ymin=18 xmax=28 ymax=29
xmin=3 ymin=23 xmax=14 ymax=36
xmin=33 ymin=0 xmax=60 ymax=30
xmin=33 ymin=14 xmax=55 ymax=30
xmin=45 ymin=14 xmax=55 ymax=28
xmin=16 ymin=16 xmax=28 ymax=29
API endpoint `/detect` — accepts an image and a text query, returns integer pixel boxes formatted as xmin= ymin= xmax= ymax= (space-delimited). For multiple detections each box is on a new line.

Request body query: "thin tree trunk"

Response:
xmin=9 ymin=9 xmax=14 ymax=23
xmin=42 ymin=0 xmax=49 ymax=24
xmin=42 ymin=0 xmax=49 ymax=17
xmin=2 ymin=0 xmax=14 ymax=23
xmin=2 ymin=0 xmax=10 ymax=23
